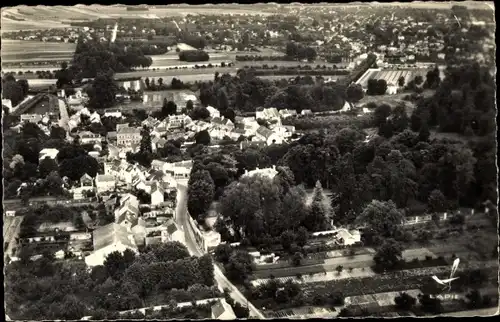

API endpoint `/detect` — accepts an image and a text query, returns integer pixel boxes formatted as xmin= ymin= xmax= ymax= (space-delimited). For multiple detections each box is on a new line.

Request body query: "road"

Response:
xmin=57 ymin=98 xmax=70 ymax=132
xmin=175 ymin=182 xmax=266 ymax=319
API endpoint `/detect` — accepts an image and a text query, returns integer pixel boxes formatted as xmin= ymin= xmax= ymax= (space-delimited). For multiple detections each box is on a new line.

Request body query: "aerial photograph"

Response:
xmin=1 ymin=2 xmax=498 ymax=320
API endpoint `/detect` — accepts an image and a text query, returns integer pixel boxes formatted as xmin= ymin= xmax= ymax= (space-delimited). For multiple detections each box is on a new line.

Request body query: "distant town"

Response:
xmin=2 ymin=2 xmax=498 ymax=320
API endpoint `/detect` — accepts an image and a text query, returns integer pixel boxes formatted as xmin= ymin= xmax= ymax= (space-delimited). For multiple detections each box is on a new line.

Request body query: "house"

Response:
xmin=90 ymin=111 xmax=101 ymax=123
xmin=255 ymin=126 xmax=283 ymax=145
xmin=167 ymin=115 xmax=186 ymax=129
xmin=151 ymin=159 xmax=166 ymax=171
xmin=161 ymin=221 xmax=185 ymax=244
xmin=279 ymin=109 xmax=297 ymax=119
xmin=20 ymin=114 xmax=42 ymax=123
xmin=240 ymin=140 xmax=266 ymax=150
xmin=242 ymin=165 xmax=278 ymax=180
xmin=211 ymin=117 xmax=234 ymax=131
xmin=142 ymin=116 xmax=160 ymax=128
xmin=117 ymin=126 xmax=141 ymax=147
xmin=95 ymin=174 xmax=116 ymax=194
xmin=301 ymin=109 xmax=313 ymax=116
xmin=131 ymin=218 xmax=147 ymax=246
xmin=151 ymin=182 xmax=165 ymax=206
xmin=151 ymin=137 xmax=167 ymax=153
xmin=84 ymin=223 xmax=138 ymax=267
xmin=78 ymin=131 xmax=102 ymax=144
xmin=335 ymin=228 xmax=361 ymax=246
xmin=103 ymin=109 xmax=122 ymax=118
xmin=39 ymin=148 xmax=59 ymax=161
xmin=206 ymin=105 xmax=220 ymax=118
xmin=72 ymin=173 xmax=95 ymax=200
xmin=256 ymin=107 xmax=280 ymax=121
xmin=211 ymin=299 xmax=236 ymax=320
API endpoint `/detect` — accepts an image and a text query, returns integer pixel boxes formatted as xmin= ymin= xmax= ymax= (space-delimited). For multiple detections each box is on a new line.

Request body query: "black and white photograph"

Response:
xmin=2 ymin=2 xmax=498 ymax=320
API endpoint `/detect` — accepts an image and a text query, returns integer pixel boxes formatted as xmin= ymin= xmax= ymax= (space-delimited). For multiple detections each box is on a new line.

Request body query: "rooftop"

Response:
xmin=93 ymin=223 xmax=136 ymax=251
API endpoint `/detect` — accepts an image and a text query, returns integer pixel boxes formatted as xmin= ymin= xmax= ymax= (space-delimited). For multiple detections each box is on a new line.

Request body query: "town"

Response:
xmin=2 ymin=2 xmax=498 ymax=320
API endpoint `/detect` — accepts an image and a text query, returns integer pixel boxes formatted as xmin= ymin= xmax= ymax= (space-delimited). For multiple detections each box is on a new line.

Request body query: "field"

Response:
xmin=356 ymin=68 xmax=430 ymax=88
xmin=2 ymin=40 xmax=76 ymax=62
xmin=2 ymin=4 xmax=276 ymax=31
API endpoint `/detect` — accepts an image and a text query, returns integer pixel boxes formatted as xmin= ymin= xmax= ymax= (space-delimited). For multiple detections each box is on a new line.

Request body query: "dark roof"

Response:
xmin=166 ymin=222 xmax=178 ymax=235
xmin=256 ymin=126 xmax=273 ymax=139
xmin=211 ymin=301 xmax=226 ymax=319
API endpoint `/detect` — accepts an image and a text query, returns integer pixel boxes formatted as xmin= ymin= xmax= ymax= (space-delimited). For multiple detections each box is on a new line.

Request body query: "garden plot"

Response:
xmin=323 ymin=253 xmax=374 ymax=269
xmin=251 ymin=267 xmax=376 ymax=287
xmin=345 ymin=289 xmax=421 ymax=307
xmin=356 ymin=68 xmax=429 ymax=88
xmin=402 ymin=248 xmax=437 ymax=261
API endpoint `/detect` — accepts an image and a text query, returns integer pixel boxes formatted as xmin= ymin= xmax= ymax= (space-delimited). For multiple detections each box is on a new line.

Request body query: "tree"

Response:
xmin=356 ymin=200 xmax=404 ymax=245
xmin=465 ymin=289 xmax=482 ymax=309
xmin=198 ymin=254 xmax=214 ymax=286
xmin=346 ymin=84 xmax=364 ymax=105
xmin=164 ymin=101 xmax=178 ymax=116
xmin=291 ymin=252 xmax=303 ymax=266
xmin=189 ymin=107 xmax=210 ymax=120
xmin=186 ymin=100 xmax=194 ymax=110
xmin=335 ymin=265 xmax=344 ymax=275
xmin=187 ymin=170 xmax=215 ymax=221
xmin=398 ymin=76 xmax=405 ymax=87
xmin=50 ymin=126 xmax=66 ymax=140
xmin=59 ymin=155 xmax=99 ymax=181
xmin=394 ymin=292 xmax=417 ymax=311
xmin=414 ymin=75 xmax=424 ymax=86
xmin=224 ymin=250 xmax=254 ymax=283
xmin=104 ymin=251 xmax=130 ymax=279
xmin=283 ymin=186 xmax=309 ymax=231
xmin=304 ymin=181 xmax=329 ymax=231
xmin=87 ymin=73 xmax=118 ymax=109
xmin=139 ymin=126 xmax=152 ymax=154
xmin=232 ymin=302 xmax=250 ymax=318
xmin=214 ymin=243 xmax=233 ymax=264
xmin=194 ymin=130 xmax=211 ymax=146
xmin=373 ymin=238 xmax=403 ymax=271
xmin=295 ymin=226 xmax=309 ymax=247
xmin=148 ymin=241 xmax=190 ymax=262
xmin=418 ymin=293 xmax=443 ymax=314
xmin=280 ymin=230 xmax=296 ymax=252
xmin=38 ymin=158 xmax=59 ymax=178
xmin=374 ymin=104 xmax=392 ymax=127
xmin=428 ymin=189 xmax=447 ymax=213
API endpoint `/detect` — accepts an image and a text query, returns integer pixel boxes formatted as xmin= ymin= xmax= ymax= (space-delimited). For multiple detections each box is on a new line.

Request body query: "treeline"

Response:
xmin=114 ymin=40 xmax=170 ymax=55
xmin=241 ymin=64 xmax=348 ymax=70
xmin=235 ymin=55 xmax=292 ymax=62
xmin=178 ymin=50 xmax=210 ymax=62
xmin=5 ymin=242 xmax=218 ymax=320
xmin=70 ymin=37 xmax=153 ymax=78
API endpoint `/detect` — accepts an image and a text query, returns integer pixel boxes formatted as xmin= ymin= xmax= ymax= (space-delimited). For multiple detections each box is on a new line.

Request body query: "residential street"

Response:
xmin=175 ymin=182 xmax=266 ymax=319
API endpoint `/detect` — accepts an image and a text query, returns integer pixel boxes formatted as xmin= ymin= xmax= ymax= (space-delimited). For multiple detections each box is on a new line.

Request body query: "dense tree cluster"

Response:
xmin=367 ymin=79 xmax=388 ymax=95
xmin=178 ymin=50 xmax=210 ymax=62
xmin=2 ymin=74 xmax=29 ymax=106
xmin=285 ymin=42 xmax=317 ymax=62
xmin=70 ymin=37 xmax=153 ymax=79
xmin=198 ymin=72 xmax=348 ymax=113
xmin=5 ymin=242 xmax=218 ymax=320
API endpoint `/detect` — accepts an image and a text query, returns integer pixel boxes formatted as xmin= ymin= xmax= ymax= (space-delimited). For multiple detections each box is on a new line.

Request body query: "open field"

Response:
xmin=2 ymin=4 xmax=276 ymax=30
xmin=1 ymin=40 xmax=76 ymax=63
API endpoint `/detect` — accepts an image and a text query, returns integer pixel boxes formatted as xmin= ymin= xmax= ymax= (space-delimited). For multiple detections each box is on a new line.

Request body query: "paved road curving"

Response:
xmin=175 ymin=182 xmax=266 ymax=319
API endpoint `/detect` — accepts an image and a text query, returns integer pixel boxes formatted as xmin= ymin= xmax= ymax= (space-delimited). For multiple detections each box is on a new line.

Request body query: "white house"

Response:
xmin=151 ymin=183 xmax=165 ymax=206
xmin=72 ymin=173 xmax=95 ymax=200
xmin=161 ymin=222 xmax=185 ymax=244
xmin=103 ymin=109 xmax=122 ymax=118
xmin=255 ymin=126 xmax=283 ymax=146
xmin=335 ymin=228 xmax=361 ymax=246
xmin=211 ymin=299 xmax=236 ymax=320
xmin=78 ymin=131 xmax=102 ymax=145
xmin=256 ymin=107 xmax=280 ymax=121
xmin=242 ymin=165 xmax=278 ymax=180
xmin=206 ymin=105 xmax=220 ymax=118
xmin=84 ymin=223 xmax=138 ymax=267
xmin=39 ymin=148 xmax=59 ymax=161
xmin=95 ymin=174 xmax=116 ymax=194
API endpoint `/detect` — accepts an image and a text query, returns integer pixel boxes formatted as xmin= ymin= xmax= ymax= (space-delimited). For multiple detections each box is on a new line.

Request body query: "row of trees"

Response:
xmin=5 ymin=242 xmax=216 ymax=320
xmin=178 ymin=50 xmax=210 ymax=62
